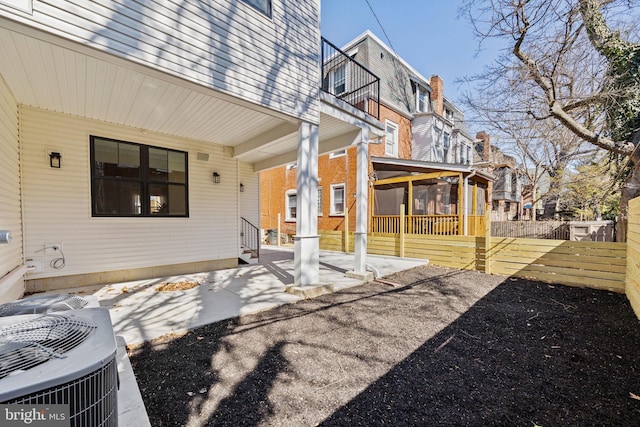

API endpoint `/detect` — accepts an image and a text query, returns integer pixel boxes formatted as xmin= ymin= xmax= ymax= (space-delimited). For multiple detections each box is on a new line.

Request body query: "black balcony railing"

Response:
xmin=321 ymin=37 xmax=380 ymax=119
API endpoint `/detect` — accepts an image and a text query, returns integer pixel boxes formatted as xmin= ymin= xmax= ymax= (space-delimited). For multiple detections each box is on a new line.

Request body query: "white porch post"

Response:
xmin=348 ymin=128 xmax=374 ymax=281
xmin=293 ymin=122 xmax=320 ymax=286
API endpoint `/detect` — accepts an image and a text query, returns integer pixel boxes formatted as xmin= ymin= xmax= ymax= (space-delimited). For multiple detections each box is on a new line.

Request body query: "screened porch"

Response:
xmin=371 ymin=171 xmax=489 ymax=237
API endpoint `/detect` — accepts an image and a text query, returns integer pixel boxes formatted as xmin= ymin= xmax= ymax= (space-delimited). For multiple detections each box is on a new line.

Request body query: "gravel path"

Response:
xmin=130 ymin=264 xmax=640 ymax=426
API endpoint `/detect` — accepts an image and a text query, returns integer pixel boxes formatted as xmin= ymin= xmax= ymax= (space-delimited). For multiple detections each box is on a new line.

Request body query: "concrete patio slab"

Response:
xmin=53 ymin=246 xmax=427 ymax=347
xmin=40 ymin=247 xmax=427 ymax=426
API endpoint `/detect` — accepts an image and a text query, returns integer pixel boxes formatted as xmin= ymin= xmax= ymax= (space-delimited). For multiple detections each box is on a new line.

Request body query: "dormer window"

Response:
xmin=415 ymin=86 xmax=431 ymax=113
xmin=418 ymin=91 xmax=429 ymax=113
xmin=333 ymin=64 xmax=346 ymax=95
xmin=443 ymin=132 xmax=451 ymax=163
xmin=323 ymin=63 xmax=347 ymax=96
xmin=444 ymin=108 xmax=455 ymax=123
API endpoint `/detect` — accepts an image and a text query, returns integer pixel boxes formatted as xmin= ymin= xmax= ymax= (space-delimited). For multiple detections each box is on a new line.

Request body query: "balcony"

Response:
xmin=321 ymin=37 xmax=380 ymax=120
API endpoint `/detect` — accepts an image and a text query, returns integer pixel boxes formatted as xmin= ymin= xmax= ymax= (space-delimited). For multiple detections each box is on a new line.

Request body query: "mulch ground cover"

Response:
xmin=129 ymin=264 xmax=640 ymax=426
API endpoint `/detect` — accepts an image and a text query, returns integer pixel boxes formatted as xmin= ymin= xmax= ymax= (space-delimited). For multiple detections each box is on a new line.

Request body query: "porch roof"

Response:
xmin=371 ymin=157 xmax=495 ymax=182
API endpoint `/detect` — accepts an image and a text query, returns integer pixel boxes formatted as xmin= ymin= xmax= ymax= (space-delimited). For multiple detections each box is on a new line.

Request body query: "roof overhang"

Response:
xmin=372 ymin=157 xmax=495 ymax=182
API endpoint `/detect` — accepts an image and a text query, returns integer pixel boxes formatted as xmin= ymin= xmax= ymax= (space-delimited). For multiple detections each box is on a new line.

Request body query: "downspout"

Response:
xmin=464 ymin=169 xmax=478 ymax=236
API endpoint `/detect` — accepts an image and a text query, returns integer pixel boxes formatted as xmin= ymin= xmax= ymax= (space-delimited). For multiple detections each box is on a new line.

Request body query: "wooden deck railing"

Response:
xmin=371 ymin=214 xmax=486 ymax=236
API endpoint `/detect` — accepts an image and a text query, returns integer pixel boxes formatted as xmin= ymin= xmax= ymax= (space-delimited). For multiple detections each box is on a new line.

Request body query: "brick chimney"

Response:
xmin=430 ymin=75 xmax=444 ymax=116
xmin=476 ymin=131 xmax=491 ymax=162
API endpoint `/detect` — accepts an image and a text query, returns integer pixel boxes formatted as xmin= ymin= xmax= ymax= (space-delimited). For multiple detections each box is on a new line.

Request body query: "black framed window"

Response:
xmin=90 ymin=136 xmax=188 ymax=217
xmin=241 ymin=0 xmax=271 ymax=16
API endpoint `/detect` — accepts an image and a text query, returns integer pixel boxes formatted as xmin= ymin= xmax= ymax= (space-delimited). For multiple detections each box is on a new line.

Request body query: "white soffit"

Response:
xmin=0 ymin=25 xmax=288 ymax=150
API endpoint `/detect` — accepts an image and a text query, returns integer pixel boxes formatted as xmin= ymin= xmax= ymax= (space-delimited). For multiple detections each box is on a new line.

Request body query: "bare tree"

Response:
xmin=467 ymin=91 xmax=597 ymax=219
xmin=461 ymin=0 xmax=640 ymax=238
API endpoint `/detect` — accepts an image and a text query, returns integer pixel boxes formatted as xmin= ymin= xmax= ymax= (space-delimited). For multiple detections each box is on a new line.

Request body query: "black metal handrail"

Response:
xmin=240 ymin=217 xmax=260 ymax=259
xmin=321 ymin=37 xmax=380 ymax=119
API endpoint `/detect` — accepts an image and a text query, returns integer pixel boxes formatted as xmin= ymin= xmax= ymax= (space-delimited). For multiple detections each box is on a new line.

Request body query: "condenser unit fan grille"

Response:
xmin=0 ymin=294 xmax=90 ymax=316
xmin=6 ymin=356 xmax=118 ymax=427
xmin=0 ymin=314 xmax=95 ymax=379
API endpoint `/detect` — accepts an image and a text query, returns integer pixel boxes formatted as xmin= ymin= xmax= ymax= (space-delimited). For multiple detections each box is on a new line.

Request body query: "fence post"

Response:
xmin=484 ymin=207 xmax=491 ymax=274
xmin=277 ymin=213 xmax=281 ymax=247
xmin=344 ymin=206 xmax=350 ymax=253
xmin=400 ymin=204 xmax=405 ymax=258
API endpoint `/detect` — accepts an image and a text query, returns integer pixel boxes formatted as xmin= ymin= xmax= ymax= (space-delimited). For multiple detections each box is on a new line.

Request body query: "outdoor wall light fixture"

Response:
xmin=240 ymin=183 xmax=245 ymax=192
xmin=49 ymin=151 xmax=62 ymax=168
xmin=213 ymin=171 xmax=221 ymax=184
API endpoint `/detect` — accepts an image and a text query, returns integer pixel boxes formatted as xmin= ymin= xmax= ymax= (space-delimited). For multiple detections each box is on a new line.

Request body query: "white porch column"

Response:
xmin=348 ymin=128 xmax=374 ymax=281
xmin=293 ymin=122 xmax=320 ymax=286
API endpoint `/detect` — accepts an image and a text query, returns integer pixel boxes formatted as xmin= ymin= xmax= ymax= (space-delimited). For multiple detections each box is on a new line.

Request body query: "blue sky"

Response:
xmin=320 ymin=0 xmax=502 ymax=107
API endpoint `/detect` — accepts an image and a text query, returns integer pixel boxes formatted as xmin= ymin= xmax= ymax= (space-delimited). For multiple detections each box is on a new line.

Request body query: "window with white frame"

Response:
xmin=443 ymin=132 xmax=451 ymax=163
xmin=385 ymin=120 xmax=398 ymax=157
xmin=444 ymin=108 xmax=455 ymax=123
xmin=333 ymin=64 xmax=346 ymax=94
xmin=432 ymin=127 xmax=443 ymax=162
xmin=418 ymin=90 xmax=429 ymax=113
xmin=286 ymin=190 xmax=297 ymax=221
xmin=286 ymin=189 xmax=323 ymax=220
xmin=504 ymin=169 xmax=512 ymax=193
xmin=330 ymin=184 xmax=345 ymax=215
xmin=329 ymin=149 xmax=347 ymax=158
xmin=324 ymin=63 xmax=346 ymax=96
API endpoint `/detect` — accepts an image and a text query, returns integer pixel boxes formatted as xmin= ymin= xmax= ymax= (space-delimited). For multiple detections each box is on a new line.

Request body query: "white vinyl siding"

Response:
xmin=6 ymin=0 xmax=320 ymax=123
xmin=0 ymin=75 xmax=23 ymax=302
xmin=20 ymin=106 xmax=242 ymax=279
xmin=239 ymin=162 xmax=260 ymax=228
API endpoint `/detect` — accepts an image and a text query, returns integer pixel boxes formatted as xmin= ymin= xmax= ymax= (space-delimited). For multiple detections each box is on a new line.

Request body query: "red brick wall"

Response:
xmin=260 ymin=166 xmax=298 ymax=235
xmin=370 ymin=104 xmax=412 ymax=160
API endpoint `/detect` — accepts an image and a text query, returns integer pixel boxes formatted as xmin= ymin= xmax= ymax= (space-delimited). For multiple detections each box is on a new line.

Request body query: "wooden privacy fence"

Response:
xmin=492 ymin=220 xmax=570 ymax=240
xmin=627 ymin=198 xmax=640 ymax=318
xmin=489 ymin=238 xmax=625 ymax=292
xmin=318 ymin=233 xmax=627 ymax=293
